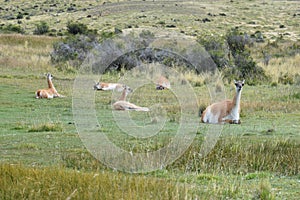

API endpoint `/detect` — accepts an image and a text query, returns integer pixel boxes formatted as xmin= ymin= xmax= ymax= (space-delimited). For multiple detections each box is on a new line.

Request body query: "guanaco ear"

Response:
xmin=45 ymin=72 xmax=52 ymax=77
xmin=242 ymin=80 xmax=245 ymax=84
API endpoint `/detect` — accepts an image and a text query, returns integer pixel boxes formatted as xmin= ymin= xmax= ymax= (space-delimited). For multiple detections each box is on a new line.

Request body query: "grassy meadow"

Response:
xmin=1 ymin=0 xmax=300 ymax=199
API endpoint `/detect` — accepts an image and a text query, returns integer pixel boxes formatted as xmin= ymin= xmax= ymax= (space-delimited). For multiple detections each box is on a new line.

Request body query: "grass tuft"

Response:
xmin=245 ymin=172 xmax=271 ymax=180
xmin=0 ymin=164 xmax=189 ymax=200
xmin=172 ymin=137 xmax=300 ymax=176
xmin=28 ymin=122 xmax=63 ymax=132
xmin=253 ymin=180 xmax=276 ymax=200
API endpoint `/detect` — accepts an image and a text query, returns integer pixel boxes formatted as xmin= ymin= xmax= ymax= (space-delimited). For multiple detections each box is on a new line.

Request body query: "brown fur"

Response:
xmin=201 ymin=99 xmax=238 ymax=123
xmin=94 ymin=82 xmax=124 ymax=91
xmin=113 ymin=86 xmax=149 ymax=111
xmin=35 ymin=73 xmax=63 ymax=99
xmin=156 ymin=75 xmax=171 ymax=90
xmin=201 ymin=80 xmax=244 ymax=124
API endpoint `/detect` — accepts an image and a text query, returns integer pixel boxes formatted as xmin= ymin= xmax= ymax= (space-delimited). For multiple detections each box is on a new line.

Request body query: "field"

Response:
xmin=1 ymin=0 xmax=300 ymax=199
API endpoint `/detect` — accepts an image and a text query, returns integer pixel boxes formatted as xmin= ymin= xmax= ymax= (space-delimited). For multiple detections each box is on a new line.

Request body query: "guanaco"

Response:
xmin=200 ymin=80 xmax=245 ymax=124
xmin=156 ymin=75 xmax=171 ymax=90
xmin=94 ymin=82 xmax=125 ymax=92
xmin=35 ymin=73 xmax=64 ymax=99
xmin=113 ymin=85 xmax=150 ymax=112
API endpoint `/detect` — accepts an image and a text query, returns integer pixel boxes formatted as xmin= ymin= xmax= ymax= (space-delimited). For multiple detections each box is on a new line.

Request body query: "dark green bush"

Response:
xmin=100 ymin=31 xmax=115 ymax=40
xmin=33 ymin=21 xmax=49 ymax=35
xmin=16 ymin=13 xmax=23 ymax=19
xmin=226 ymin=29 xmax=269 ymax=84
xmin=51 ymin=34 xmax=98 ymax=68
xmin=226 ymin=28 xmax=253 ymax=58
xmin=0 ymin=24 xmax=24 ymax=34
xmin=224 ymin=52 xmax=269 ymax=85
xmin=197 ymin=35 xmax=229 ymax=69
xmin=198 ymin=28 xmax=269 ymax=84
xmin=67 ymin=21 xmax=88 ymax=35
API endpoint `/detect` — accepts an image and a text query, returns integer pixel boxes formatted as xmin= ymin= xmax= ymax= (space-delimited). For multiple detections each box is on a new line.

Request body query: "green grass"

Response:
xmin=1 ymin=60 xmax=299 ymax=198
xmin=0 ymin=50 xmax=299 ymax=198
xmin=1 ymin=164 xmax=299 ymax=199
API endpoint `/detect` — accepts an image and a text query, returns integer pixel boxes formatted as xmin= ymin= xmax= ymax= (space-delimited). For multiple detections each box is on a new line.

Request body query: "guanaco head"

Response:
xmin=123 ymin=85 xmax=133 ymax=94
xmin=45 ymin=73 xmax=53 ymax=80
xmin=156 ymin=75 xmax=170 ymax=90
xmin=93 ymin=81 xmax=101 ymax=90
xmin=156 ymin=85 xmax=165 ymax=90
xmin=118 ymin=85 xmax=133 ymax=101
xmin=234 ymin=80 xmax=245 ymax=92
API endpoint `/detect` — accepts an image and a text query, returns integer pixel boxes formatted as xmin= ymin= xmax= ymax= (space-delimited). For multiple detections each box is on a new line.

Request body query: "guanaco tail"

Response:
xmin=156 ymin=75 xmax=171 ymax=90
xmin=94 ymin=82 xmax=125 ymax=92
xmin=113 ymin=85 xmax=150 ymax=112
xmin=35 ymin=73 xmax=64 ymax=99
xmin=200 ymin=80 xmax=245 ymax=124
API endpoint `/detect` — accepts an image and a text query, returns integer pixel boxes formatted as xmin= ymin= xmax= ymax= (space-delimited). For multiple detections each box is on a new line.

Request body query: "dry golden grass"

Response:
xmin=1 ymin=0 xmax=299 ymax=41
xmin=0 ymin=34 xmax=59 ymax=76
xmin=260 ymin=54 xmax=300 ymax=83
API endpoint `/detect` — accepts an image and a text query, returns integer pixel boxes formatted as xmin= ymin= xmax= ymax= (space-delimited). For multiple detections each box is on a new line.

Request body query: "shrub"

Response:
xmin=16 ymin=13 xmax=23 ymax=19
xmin=197 ymin=35 xmax=229 ymax=69
xmin=51 ymin=34 xmax=98 ymax=68
xmin=225 ymin=29 xmax=270 ymax=85
xmin=226 ymin=28 xmax=253 ymax=58
xmin=51 ymin=21 xmax=101 ymax=69
xmin=139 ymin=29 xmax=155 ymax=46
xmin=100 ymin=31 xmax=115 ymax=40
xmin=278 ymin=72 xmax=294 ymax=85
xmin=67 ymin=21 xmax=88 ymax=35
xmin=198 ymin=28 xmax=269 ymax=84
xmin=0 ymin=24 xmax=24 ymax=34
xmin=250 ymin=31 xmax=265 ymax=43
xmin=33 ymin=21 xmax=49 ymax=35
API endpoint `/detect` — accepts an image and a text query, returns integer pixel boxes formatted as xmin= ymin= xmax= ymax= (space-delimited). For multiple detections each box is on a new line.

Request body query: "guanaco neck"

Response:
xmin=232 ymin=88 xmax=242 ymax=109
xmin=119 ymin=88 xmax=128 ymax=101
xmin=47 ymin=76 xmax=56 ymax=91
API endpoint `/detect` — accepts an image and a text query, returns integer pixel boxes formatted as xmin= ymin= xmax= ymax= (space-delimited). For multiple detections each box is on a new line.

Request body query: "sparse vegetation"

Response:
xmin=0 ymin=24 xmax=24 ymax=34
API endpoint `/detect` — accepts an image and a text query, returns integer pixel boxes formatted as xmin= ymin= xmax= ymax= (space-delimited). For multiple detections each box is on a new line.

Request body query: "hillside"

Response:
xmin=1 ymin=0 xmax=299 ymax=40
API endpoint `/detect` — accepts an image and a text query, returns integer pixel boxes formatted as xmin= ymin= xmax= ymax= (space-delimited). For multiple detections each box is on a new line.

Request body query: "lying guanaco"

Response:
xmin=35 ymin=73 xmax=64 ymax=99
xmin=94 ymin=82 xmax=125 ymax=92
xmin=113 ymin=85 xmax=150 ymax=112
xmin=156 ymin=75 xmax=171 ymax=90
xmin=200 ymin=80 xmax=245 ymax=124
